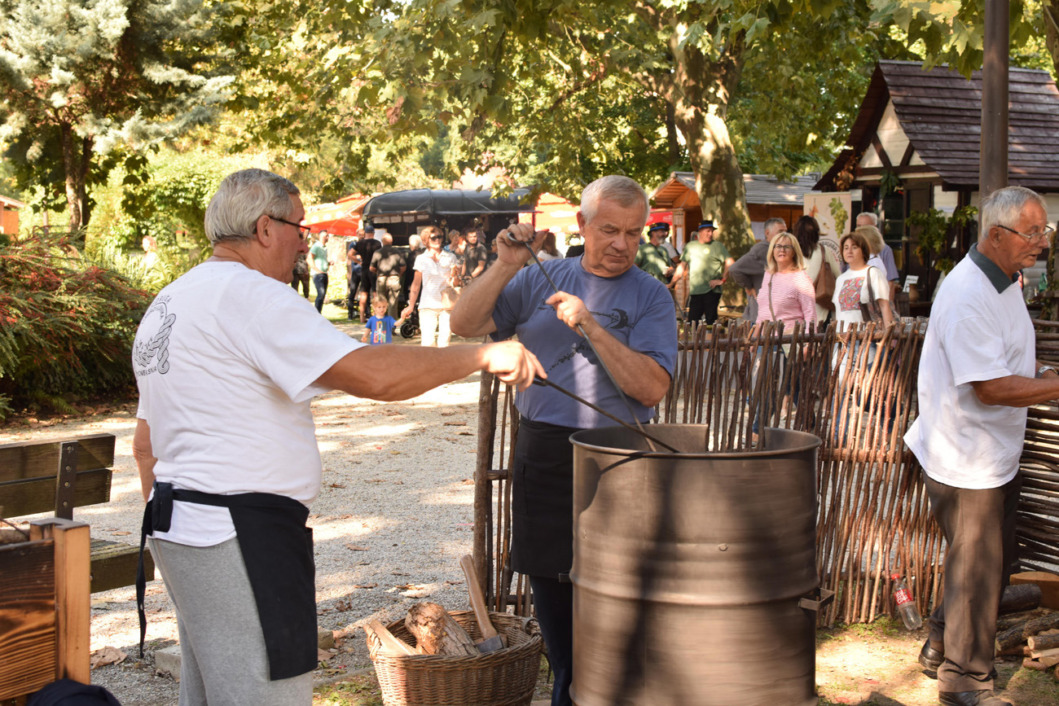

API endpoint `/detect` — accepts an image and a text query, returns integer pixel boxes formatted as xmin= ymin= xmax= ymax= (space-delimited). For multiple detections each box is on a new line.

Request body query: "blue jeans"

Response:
xmin=312 ymin=273 xmax=328 ymax=313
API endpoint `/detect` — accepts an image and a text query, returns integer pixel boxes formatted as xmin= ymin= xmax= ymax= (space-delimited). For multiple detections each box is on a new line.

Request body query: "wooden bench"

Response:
xmin=0 ymin=434 xmax=154 ymax=593
xmin=0 ymin=518 xmax=90 ymax=703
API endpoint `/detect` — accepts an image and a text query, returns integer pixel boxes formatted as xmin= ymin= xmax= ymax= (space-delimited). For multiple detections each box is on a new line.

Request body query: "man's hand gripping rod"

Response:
xmin=510 ymin=233 xmax=665 ymax=453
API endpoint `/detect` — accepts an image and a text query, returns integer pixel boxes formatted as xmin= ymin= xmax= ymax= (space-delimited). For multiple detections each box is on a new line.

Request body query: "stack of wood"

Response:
xmin=367 ymin=602 xmax=482 ymax=657
xmin=995 ymin=574 xmax=1059 ymax=682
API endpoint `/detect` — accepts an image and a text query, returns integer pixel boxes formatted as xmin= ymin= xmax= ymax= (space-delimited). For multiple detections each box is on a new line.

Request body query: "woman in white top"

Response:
xmin=403 ymin=225 xmax=459 ymax=347
xmin=535 ymin=230 xmax=561 ymax=261
xmin=793 ymin=216 xmax=841 ymax=325
xmin=833 ymin=231 xmax=894 ymax=329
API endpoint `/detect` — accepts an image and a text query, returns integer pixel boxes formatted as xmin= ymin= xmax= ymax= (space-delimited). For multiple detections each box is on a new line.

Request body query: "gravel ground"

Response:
xmin=1 ymin=321 xmax=497 ymax=705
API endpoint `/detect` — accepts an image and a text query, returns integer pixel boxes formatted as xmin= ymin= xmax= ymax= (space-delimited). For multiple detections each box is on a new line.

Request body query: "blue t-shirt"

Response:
xmin=366 ymin=315 xmax=397 ymax=345
xmin=491 ymin=257 xmax=678 ymax=428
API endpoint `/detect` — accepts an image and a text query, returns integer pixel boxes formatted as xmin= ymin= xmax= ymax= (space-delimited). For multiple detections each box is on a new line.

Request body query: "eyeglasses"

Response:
xmin=270 ymin=216 xmax=313 ymax=240
xmin=996 ymin=224 xmax=1055 ymax=244
xmin=773 ymin=244 xmax=794 ymax=251
xmin=429 ymin=234 xmax=445 ymax=241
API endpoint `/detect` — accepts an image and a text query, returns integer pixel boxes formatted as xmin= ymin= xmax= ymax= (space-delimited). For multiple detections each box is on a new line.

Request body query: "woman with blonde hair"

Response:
xmin=751 ymin=232 xmax=816 ymax=440
xmin=754 ymin=232 xmax=816 ymax=330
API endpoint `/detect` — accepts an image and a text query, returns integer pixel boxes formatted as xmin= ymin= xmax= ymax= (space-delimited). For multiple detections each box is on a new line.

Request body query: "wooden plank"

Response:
xmin=34 ymin=520 xmax=90 ymax=684
xmin=0 ymin=539 xmax=57 ymax=701
xmin=90 ymin=539 xmax=154 ymax=594
xmin=0 ymin=469 xmax=112 ymax=517
xmin=0 ymin=434 xmax=115 ymax=483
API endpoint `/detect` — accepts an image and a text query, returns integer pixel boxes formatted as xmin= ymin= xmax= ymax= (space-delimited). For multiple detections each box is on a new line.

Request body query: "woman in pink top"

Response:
xmin=751 ymin=232 xmax=815 ymax=440
xmin=754 ymin=232 xmax=816 ymax=330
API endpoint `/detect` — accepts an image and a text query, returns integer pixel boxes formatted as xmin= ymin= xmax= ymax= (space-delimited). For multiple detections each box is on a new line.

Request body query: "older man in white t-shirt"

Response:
xmin=131 ymin=169 xmax=543 ymax=706
xmin=904 ymin=186 xmax=1059 ymax=706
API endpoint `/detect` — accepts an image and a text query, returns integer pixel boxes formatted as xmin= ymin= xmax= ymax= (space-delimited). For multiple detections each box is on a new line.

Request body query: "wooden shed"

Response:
xmin=816 ymin=60 xmax=1059 ymax=299
xmin=651 ymin=172 xmax=816 ymax=250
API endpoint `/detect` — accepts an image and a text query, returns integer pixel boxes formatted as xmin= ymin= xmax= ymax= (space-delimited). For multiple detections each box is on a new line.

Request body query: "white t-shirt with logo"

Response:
xmin=904 ymin=254 xmax=1035 ymax=489
xmin=133 ymin=260 xmax=361 ymax=546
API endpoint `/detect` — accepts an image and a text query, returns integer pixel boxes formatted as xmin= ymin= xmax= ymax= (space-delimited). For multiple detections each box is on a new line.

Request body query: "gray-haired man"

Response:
xmin=728 ymin=217 xmax=787 ymax=322
xmin=132 ymin=168 xmax=543 ymax=705
xmin=905 ymin=186 xmax=1059 ymax=706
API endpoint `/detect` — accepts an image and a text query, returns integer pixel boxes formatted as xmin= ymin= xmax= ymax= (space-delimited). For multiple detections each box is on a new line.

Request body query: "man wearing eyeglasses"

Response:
xmin=905 ymin=186 xmax=1059 ymax=706
xmin=130 ymin=169 xmax=544 ymax=706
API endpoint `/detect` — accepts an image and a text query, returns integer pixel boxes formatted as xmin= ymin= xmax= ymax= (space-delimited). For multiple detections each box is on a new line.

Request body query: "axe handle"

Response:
xmin=460 ymin=554 xmax=499 ymax=641
xmin=367 ymin=619 xmax=417 ymax=655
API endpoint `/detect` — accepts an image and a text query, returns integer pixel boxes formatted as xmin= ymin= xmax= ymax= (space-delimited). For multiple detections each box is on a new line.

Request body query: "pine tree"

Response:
xmin=0 ymin=0 xmax=236 ymax=231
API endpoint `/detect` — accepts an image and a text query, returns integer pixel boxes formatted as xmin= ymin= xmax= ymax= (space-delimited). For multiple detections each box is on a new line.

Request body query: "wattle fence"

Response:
xmin=471 ymin=319 xmax=1059 ymax=626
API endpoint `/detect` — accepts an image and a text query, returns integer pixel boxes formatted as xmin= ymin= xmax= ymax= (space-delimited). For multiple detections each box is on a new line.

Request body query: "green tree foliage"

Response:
xmin=0 ymin=232 xmax=151 ymax=419
xmin=241 ymin=0 xmax=891 ymax=257
xmin=871 ymin=0 xmax=1050 ymax=76
xmin=0 ymin=0 xmax=238 ymax=233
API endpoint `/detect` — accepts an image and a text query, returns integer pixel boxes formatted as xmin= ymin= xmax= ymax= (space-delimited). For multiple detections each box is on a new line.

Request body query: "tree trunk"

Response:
xmin=667 ymin=34 xmax=753 ymax=259
xmin=78 ymin=136 xmax=93 ymax=228
xmin=59 ymin=122 xmax=83 ymax=233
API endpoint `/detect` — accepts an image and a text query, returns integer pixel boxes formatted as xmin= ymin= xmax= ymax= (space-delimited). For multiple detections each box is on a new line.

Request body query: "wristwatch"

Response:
xmin=1037 ymin=364 xmax=1057 ymax=378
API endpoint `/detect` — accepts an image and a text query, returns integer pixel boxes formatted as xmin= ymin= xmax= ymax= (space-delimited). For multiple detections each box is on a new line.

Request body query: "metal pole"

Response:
xmin=980 ymin=0 xmax=1010 ymax=197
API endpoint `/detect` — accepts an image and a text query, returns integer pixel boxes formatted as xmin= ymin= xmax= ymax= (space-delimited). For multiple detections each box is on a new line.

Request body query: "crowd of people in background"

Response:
xmin=301 ymin=206 xmax=920 ymax=346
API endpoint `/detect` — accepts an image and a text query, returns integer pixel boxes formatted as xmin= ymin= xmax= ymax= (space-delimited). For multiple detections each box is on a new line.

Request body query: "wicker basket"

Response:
xmin=366 ymin=610 xmax=542 ymax=706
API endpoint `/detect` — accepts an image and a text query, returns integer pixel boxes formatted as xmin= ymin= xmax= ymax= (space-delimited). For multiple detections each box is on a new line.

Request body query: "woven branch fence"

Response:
xmin=471 ymin=319 xmax=1059 ymax=627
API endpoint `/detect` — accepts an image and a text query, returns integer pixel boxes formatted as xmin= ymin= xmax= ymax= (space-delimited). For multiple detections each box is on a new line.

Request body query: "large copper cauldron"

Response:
xmin=569 ymin=425 xmax=823 ymax=706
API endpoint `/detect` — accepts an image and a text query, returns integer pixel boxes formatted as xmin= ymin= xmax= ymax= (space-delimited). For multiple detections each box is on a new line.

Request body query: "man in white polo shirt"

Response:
xmin=905 ymin=186 xmax=1059 ymax=706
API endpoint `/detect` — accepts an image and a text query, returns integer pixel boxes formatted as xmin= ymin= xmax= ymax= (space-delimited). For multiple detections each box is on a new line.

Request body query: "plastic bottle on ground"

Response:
xmin=891 ymin=573 xmax=923 ymax=630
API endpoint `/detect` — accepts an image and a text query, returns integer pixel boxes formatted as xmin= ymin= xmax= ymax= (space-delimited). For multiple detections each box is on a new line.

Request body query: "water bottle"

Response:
xmin=891 ymin=573 xmax=923 ymax=630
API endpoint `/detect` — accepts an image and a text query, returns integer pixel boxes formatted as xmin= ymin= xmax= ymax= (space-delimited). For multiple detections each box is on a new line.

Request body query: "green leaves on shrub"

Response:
xmin=0 ymin=232 xmax=152 ymax=419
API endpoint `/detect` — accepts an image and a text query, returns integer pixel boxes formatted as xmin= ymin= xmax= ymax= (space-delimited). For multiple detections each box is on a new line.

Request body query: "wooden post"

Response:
xmin=980 ymin=0 xmax=1010 ymax=197
xmin=31 ymin=518 xmax=91 ymax=685
xmin=473 ymin=371 xmax=499 ymax=603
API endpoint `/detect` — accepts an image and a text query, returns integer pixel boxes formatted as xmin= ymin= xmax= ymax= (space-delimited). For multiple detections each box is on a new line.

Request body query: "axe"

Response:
xmin=459 ymin=554 xmax=504 ymax=653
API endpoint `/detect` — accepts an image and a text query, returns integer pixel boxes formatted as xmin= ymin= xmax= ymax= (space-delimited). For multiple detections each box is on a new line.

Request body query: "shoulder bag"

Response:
xmin=814 ymin=248 xmax=836 ymax=311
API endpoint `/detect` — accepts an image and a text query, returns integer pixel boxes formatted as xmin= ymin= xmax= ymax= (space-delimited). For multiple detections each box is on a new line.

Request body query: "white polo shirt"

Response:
xmin=902 ymin=245 xmax=1033 ymax=489
xmin=904 ymin=245 xmax=1035 ymax=489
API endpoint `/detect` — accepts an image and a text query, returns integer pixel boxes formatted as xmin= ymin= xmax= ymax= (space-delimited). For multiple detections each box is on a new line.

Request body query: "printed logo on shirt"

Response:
xmin=133 ymin=297 xmax=177 ymax=376
xmin=551 ymin=306 xmax=633 ymax=369
xmin=838 ymin=277 xmax=864 ymax=312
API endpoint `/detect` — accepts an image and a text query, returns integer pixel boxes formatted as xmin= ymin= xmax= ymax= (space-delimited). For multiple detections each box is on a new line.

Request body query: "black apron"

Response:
xmin=511 ymin=418 xmax=581 ymax=580
xmin=137 ymin=483 xmax=317 ymax=680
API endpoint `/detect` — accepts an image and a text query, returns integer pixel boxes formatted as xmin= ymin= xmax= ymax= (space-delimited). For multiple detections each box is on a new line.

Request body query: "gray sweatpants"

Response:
xmin=148 ymin=537 xmax=313 ymax=706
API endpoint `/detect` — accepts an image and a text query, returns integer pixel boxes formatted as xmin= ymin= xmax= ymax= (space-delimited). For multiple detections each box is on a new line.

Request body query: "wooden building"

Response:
xmin=816 ymin=60 xmax=1059 ymax=298
xmin=1 ymin=194 xmax=24 ymax=237
xmin=650 ymin=172 xmax=817 ymax=250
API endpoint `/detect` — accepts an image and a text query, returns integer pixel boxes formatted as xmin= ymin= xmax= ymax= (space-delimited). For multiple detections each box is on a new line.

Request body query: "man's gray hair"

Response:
xmin=979 ymin=186 xmax=1048 ymax=242
xmin=580 ymin=175 xmax=649 ymax=225
xmin=763 ymin=217 xmax=786 ymax=235
xmin=857 ymin=212 xmax=879 ymax=227
xmin=204 ymin=169 xmax=300 ymax=245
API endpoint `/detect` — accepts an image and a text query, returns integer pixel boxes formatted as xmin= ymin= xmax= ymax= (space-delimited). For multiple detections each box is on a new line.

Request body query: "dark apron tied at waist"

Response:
xmin=137 ymin=483 xmax=317 ymax=680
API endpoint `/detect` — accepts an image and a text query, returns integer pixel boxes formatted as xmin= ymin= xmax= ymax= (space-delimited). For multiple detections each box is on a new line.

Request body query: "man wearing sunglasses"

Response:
xmin=906 ymin=185 xmax=1059 ymax=706
xmin=130 ymin=169 xmax=544 ymax=706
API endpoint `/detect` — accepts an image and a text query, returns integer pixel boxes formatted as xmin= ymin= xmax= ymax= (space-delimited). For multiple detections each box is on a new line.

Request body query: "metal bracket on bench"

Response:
xmin=54 ymin=441 xmax=78 ymax=520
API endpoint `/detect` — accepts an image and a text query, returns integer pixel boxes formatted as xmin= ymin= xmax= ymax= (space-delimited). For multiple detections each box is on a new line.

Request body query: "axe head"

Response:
xmin=475 ymin=634 xmax=504 ymax=653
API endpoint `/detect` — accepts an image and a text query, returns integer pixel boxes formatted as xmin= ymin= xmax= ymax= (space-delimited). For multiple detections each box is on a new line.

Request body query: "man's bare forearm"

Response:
xmin=450 ymin=260 xmax=521 ymax=337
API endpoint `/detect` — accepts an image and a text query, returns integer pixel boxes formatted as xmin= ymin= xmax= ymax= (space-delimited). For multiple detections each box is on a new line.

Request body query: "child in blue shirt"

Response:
xmin=362 ymin=295 xmax=405 ymax=345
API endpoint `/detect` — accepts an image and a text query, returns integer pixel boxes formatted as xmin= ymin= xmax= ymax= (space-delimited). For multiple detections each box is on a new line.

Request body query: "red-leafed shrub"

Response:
xmin=0 ymin=232 xmax=151 ymax=420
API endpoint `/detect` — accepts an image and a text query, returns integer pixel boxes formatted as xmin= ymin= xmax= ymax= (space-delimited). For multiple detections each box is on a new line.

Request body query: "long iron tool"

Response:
xmin=510 ymin=234 xmax=660 ymax=452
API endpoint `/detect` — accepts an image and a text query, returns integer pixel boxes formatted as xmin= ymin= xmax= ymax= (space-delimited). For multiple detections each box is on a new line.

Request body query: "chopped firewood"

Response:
xmin=997 ymin=608 xmax=1051 ymax=632
xmin=405 ymin=603 xmax=477 ymax=656
xmin=1029 ymin=632 xmax=1059 ymax=653
xmin=999 ymin=583 xmax=1042 ymax=615
xmin=1030 ymin=647 xmax=1059 ymax=662
xmin=995 ymin=611 xmax=1059 ymax=653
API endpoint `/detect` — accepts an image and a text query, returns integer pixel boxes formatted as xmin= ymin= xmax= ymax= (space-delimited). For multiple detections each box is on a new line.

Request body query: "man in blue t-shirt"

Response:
xmin=451 ymin=175 xmax=677 ymax=706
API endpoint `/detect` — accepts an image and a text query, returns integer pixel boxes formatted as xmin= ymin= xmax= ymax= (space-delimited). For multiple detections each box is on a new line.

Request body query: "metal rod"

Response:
xmin=517 ymin=239 xmax=659 ymax=452
xmin=532 ymin=377 xmax=680 ymax=453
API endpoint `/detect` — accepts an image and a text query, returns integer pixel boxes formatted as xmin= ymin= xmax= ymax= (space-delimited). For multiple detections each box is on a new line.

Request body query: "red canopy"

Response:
xmin=303 ymin=195 xmax=370 ymax=237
